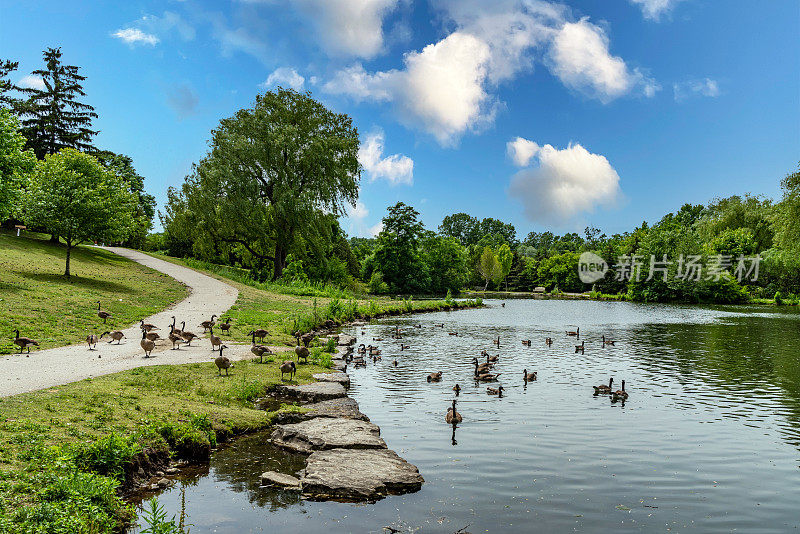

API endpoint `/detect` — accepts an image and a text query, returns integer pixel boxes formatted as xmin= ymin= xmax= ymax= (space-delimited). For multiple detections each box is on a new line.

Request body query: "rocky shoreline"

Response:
xmin=263 ymin=329 xmax=424 ymax=502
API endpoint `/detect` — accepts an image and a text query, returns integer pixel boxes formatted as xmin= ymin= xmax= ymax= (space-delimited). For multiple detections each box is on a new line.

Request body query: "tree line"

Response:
xmin=1 ymin=48 xmax=155 ymax=275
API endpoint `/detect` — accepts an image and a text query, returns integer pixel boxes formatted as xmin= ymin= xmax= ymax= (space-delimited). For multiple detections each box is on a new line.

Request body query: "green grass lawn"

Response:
xmin=0 ymin=358 xmax=327 ymax=532
xmin=0 ymin=231 xmax=187 ymax=354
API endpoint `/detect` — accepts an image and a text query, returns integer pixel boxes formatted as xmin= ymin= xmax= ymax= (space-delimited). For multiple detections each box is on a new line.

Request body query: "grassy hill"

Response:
xmin=0 ymin=230 xmax=187 ymax=354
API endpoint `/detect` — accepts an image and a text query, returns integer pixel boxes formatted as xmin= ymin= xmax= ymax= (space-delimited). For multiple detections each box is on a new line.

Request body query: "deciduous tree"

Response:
xmin=0 ymin=109 xmax=36 ymax=220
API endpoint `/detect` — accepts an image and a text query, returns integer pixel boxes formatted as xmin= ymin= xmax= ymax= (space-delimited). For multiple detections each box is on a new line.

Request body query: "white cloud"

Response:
xmin=18 ymin=75 xmax=45 ymax=90
xmin=295 ymin=0 xmax=400 ymax=59
xmin=261 ymin=67 xmax=305 ymax=90
xmin=673 ymin=77 xmax=720 ymax=102
xmin=369 ymin=221 xmax=384 ymax=237
xmin=509 ymin=141 xmax=622 ymax=224
xmin=327 ymin=2 xmax=654 ymax=144
xmin=629 ymin=0 xmax=683 ymax=21
xmin=548 ymin=18 xmax=655 ymax=102
xmin=112 ymin=28 xmax=160 ymax=46
xmin=358 ymin=130 xmax=414 ymax=185
xmin=348 ymin=200 xmax=369 ymax=220
xmin=507 ymin=137 xmax=540 ymax=167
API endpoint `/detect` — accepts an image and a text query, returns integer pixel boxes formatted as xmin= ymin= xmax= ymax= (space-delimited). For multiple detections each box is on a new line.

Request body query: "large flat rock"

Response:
xmin=260 ymin=471 xmax=301 ymax=489
xmin=313 ymin=373 xmax=350 ymax=387
xmin=273 ymin=397 xmax=369 ymax=424
xmin=271 ymin=418 xmax=386 ymax=453
xmin=337 ymin=334 xmax=356 ymax=347
xmin=301 ymin=449 xmax=424 ymax=502
xmin=277 ymin=382 xmax=346 ymax=402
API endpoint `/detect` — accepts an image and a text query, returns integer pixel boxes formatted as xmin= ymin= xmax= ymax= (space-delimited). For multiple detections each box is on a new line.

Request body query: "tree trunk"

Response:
xmin=483 ymin=278 xmax=489 ymax=291
xmin=49 ymin=234 xmax=59 ymax=243
xmin=64 ymin=242 xmax=72 ymax=277
xmin=272 ymin=244 xmax=287 ymax=281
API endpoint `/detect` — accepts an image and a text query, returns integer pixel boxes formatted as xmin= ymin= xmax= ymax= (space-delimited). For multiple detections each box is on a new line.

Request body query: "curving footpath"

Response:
xmin=1 ymin=247 xmax=245 ymax=397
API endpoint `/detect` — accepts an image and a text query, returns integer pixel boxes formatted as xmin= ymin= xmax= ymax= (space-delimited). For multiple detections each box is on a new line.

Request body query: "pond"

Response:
xmin=132 ymin=299 xmax=800 ymax=533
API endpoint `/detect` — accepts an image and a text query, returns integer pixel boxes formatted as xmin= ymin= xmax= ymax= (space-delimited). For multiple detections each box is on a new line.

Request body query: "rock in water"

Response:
xmin=270 ymin=418 xmax=386 ymax=453
xmin=260 ymin=471 xmax=301 ymax=489
xmin=301 ymin=449 xmax=424 ymax=502
xmin=337 ymin=334 xmax=356 ymax=347
xmin=313 ymin=373 xmax=350 ymax=387
xmin=277 ymin=382 xmax=347 ymax=402
xmin=273 ymin=397 xmax=370 ymax=424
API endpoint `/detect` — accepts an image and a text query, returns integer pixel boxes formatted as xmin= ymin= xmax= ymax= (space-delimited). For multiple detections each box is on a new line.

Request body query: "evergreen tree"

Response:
xmin=19 ymin=48 xmax=97 ymax=159
xmin=0 ymin=59 xmax=21 ymax=109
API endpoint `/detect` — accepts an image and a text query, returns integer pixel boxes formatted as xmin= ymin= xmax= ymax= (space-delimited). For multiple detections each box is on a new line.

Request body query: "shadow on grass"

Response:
xmin=10 ymin=269 xmax=135 ymax=294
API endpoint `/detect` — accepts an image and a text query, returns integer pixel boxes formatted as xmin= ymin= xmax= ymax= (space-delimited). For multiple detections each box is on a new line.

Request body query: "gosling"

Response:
xmin=427 ymin=371 xmax=443 ymax=382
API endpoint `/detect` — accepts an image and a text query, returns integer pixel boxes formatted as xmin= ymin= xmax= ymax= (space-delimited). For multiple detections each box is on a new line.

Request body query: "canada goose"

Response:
xmin=169 ymin=317 xmax=182 ymax=337
xmin=523 ymin=369 xmax=537 ymax=382
xmin=295 ymin=345 xmax=309 ymax=363
xmin=180 ymin=324 xmax=198 ymax=346
xmin=487 ymin=354 xmax=499 ymax=363
xmin=96 ymin=302 xmax=112 ymax=323
xmin=168 ymin=326 xmax=184 ymax=350
xmin=448 ymin=332 xmax=459 ymax=336
xmin=248 ymin=329 xmax=269 ymax=343
xmin=368 ymin=346 xmax=381 ymax=356
xmin=372 ymin=353 xmax=381 ymax=362
xmin=199 ymin=314 xmax=218 ymax=333
xmin=400 ymin=343 xmax=410 ymax=350
xmin=140 ymin=319 xmax=159 ymax=332
xmin=13 ymin=330 xmax=38 ymax=354
xmin=140 ymin=330 xmax=155 ymax=357
xmin=522 ymin=339 xmax=531 ymax=346
xmin=219 ymin=317 xmax=232 ymax=334
xmin=214 ymin=345 xmax=231 ymax=376
xmin=593 ymin=377 xmax=614 ymax=394
xmin=434 ymin=324 xmax=444 ymax=328
xmin=445 ymin=399 xmax=462 ymax=424
xmin=414 ymin=324 xmax=422 ymax=328
xmin=209 ymin=327 xmax=223 ymax=351
xmin=472 ymin=357 xmax=493 ymax=374
xmin=493 ymin=336 xmax=500 ymax=346
xmin=427 ymin=371 xmax=443 ymax=382
xmin=611 ymin=380 xmax=629 ymax=400
xmin=144 ymin=330 xmax=161 ymax=342
xmin=566 ymin=327 xmax=579 ymax=337
xmin=545 ymin=337 xmax=553 ymax=346
xmin=357 ymin=343 xmax=367 ymax=354
xmin=453 ymin=383 xmax=461 ymax=395
xmin=101 ymin=330 xmax=125 ymax=344
xmin=280 ymin=360 xmax=296 ymax=381
xmin=601 ymin=335 xmax=615 ymax=346
xmin=392 ymin=360 xmax=398 ymax=367
xmin=372 ymin=337 xmax=383 ymax=341
xmin=501 ymin=302 xmax=505 ymax=307
xmin=575 ymin=340 xmax=585 ymax=354
xmin=299 ymin=332 xmax=315 ymax=347
xmin=250 ymin=332 xmax=272 ymax=363
xmin=487 ymin=385 xmax=504 ymax=396
xmin=86 ymin=333 xmax=99 ymax=350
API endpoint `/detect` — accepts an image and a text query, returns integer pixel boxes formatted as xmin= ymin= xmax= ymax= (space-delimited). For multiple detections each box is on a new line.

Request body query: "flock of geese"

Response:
xmin=344 ymin=319 xmax=631 ymax=426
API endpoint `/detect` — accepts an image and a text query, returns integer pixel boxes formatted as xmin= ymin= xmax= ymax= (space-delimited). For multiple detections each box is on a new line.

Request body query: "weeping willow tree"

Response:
xmin=163 ymin=88 xmax=361 ymax=280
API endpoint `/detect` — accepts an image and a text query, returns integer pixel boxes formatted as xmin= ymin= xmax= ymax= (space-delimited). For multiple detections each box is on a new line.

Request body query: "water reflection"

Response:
xmin=134 ymin=299 xmax=800 ymax=533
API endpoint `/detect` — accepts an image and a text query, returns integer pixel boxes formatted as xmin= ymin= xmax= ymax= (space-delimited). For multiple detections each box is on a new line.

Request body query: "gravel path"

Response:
xmin=0 ymin=247 xmax=264 ymax=397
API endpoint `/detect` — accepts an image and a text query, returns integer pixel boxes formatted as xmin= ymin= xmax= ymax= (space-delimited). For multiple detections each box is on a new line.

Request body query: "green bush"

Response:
xmin=71 ymin=433 xmax=142 ymax=480
xmin=368 ymin=271 xmax=389 ymax=294
xmin=775 ymin=291 xmax=783 ymax=305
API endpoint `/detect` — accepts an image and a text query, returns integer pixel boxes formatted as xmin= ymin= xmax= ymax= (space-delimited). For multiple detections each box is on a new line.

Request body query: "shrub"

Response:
xmin=71 ymin=433 xmax=142 ymax=480
xmin=368 ymin=271 xmax=389 ymax=294
xmin=775 ymin=291 xmax=783 ymax=305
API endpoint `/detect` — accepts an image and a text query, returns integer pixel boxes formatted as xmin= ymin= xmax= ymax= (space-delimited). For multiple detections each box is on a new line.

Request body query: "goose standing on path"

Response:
xmin=180 ymin=322 xmax=198 ymax=346
xmin=144 ymin=330 xmax=161 ymax=342
xmin=13 ymin=330 xmax=39 ymax=354
xmin=199 ymin=314 xmax=217 ymax=333
xmin=209 ymin=327 xmax=223 ymax=351
xmin=140 ymin=319 xmax=159 ymax=332
xmin=101 ymin=330 xmax=125 ymax=344
xmin=169 ymin=317 xmax=182 ymax=337
xmin=168 ymin=325 xmax=184 ymax=350
xmin=593 ymin=377 xmax=614 ymax=394
xmin=86 ymin=333 xmax=99 ymax=350
xmin=96 ymin=302 xmax=112 ymax=323
xmin=214 ymin=345 xmax=231 ymax=376
xmin=445 ymin=399 xmax=462 ymax=424
xmin=250 ymin=332 xmax=272 ymax=363
xmin=140 ymin=330 xmax=155 ymax=358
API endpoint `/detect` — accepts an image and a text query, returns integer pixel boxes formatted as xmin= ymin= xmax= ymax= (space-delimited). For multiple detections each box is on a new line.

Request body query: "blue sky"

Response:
xmin=2 ymin=0 xmax=798 ymax=238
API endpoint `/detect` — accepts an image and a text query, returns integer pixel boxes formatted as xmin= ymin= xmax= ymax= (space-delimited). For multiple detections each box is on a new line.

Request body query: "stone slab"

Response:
xmin=313 ymin=373 xmax=350 ymax=387
xmin=300 ymin=448 xmax=424 ymax=502
xmin=260 ymin=471 xmax=301 ymax=489
xmin=276 ymin=382 xmax=346 ymax=402
xmin=270 ymin=417 xmax=386 ymax=453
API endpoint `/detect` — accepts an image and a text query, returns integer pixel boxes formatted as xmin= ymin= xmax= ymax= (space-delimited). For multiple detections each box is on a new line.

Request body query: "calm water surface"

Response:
xmin=133 ymin=300 xmax=800 ymax=533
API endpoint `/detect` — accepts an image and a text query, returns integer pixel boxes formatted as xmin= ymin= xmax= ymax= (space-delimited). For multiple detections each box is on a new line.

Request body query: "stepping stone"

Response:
xmin=260 ymin=471 xmax=301 ymax=490
xmin=270 ymin=418 xmax=386 ymax=453
xmin=277 ymin=382 xmax=346 ymax=402
xmin=273 ymin=397 xmax=369 ymax=424
xmin=301 ymin=449 xmax=424 ymax=502
xmin=337 ymin=334 xmax=356 ymax=347
xmin=313 ymin=373 xmax=350 ymax=387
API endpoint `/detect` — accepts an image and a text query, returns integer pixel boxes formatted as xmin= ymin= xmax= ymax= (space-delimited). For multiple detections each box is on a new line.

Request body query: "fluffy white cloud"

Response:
xmin=673 ymin=77 xmax=720 ymax=101
xmin=112 ymin=28 xmax=159 ymax=46
xmin=327 ymin=2 xmax=653 ymax=144
xmin=348 ymin=200 xmax=369 ymax=220
xmin=629 ymin=0 xmax=683 ymax=21
xmin=358 ymin=130 xmax=414 ymax=185
xmin=295 ymin=0 xmax=400 ymax=58
xmin=18 ymin=75 xmax=45 ymax=90
xmin=507 ymin=137 xmax=541 ymax=167
xmin=262 ymin=67 xmax=305 ymax=90
xmin=548 ymin=18 xmax=656 ymax=102
xmin=508 ymin=141 xmax=622 ymax=224
xmin=369 ymin=221 xmax=384 ymax=237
